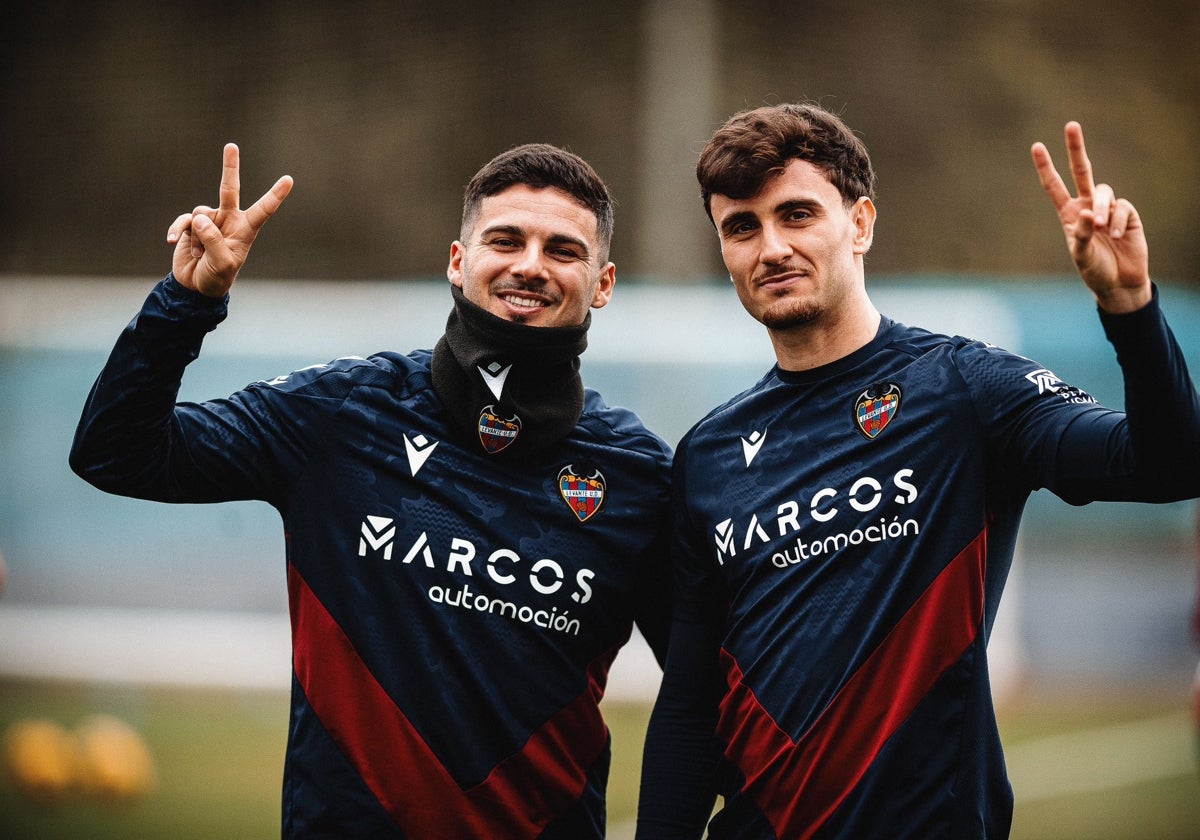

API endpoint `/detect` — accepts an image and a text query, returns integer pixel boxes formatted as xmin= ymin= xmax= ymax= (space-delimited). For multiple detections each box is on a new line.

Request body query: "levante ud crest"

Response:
xmin=478 ymin=405 xmax=521 ymax=454
xmin=558 ymin=464 xmax=606 ymax=523
xmin=854 ymin=383 xmax=901 ymax=439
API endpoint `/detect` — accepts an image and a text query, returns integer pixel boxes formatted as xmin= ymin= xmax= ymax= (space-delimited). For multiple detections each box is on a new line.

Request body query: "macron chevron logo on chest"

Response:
xmin=741 ymin=430 xmax=766 ymax=467
xmin=403 ymin=433 xmax=438 ymax=476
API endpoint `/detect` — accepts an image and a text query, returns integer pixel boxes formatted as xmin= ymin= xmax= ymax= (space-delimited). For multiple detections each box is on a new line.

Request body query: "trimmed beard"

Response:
xmin=760 ymin=296 xmax=822 ymax=331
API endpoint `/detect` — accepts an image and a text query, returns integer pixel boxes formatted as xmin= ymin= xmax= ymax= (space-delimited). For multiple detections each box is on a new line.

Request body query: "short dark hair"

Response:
xmin=461 ymin=143 xmax=614 ymax=260
xmin=696 ymin=103 xmax=876 ymax=223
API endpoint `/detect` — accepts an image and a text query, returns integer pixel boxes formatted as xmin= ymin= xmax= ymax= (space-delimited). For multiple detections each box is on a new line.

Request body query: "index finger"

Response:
xmin=219 ymin=142 xmax=241 ymax=211
xmin=244 ymin=175 xmax=295 ymax=232
xmin=1063 ymin=121 xmax=1095 ymax=201
xmin=1031 ymin=141 xmax=1071 ymax=212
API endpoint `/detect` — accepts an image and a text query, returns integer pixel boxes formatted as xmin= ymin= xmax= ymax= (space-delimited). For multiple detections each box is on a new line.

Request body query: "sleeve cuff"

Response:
xmin=1098 ymin=283 xmax=1161 ymax=345
xmin=161 ymin=273 xmax=230 ymax=318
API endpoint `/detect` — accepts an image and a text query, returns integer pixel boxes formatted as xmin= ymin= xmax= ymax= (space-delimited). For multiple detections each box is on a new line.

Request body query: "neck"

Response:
xmin=770 ymin=296 xmax=881 ymax=372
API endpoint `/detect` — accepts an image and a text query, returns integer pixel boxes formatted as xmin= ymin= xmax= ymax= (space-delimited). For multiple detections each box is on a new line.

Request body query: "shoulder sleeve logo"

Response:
xmin=558 ymin=464 xmax=606 ymax=523
xmin=1024 ymin=368 xmax=1097 ymax=405
xmin=854 ymin=383 xmax=901 ymax=440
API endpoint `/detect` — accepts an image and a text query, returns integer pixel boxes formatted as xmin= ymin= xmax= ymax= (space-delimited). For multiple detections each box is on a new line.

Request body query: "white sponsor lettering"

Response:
xmin=359 ymin=516 xmax=396 ymax=560
xmin=714 ymin=468 xmax=923 ymax=567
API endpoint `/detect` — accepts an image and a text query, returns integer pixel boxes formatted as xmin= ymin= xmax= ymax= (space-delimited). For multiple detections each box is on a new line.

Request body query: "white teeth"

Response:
xmin=503 ymin=295 xmax=546 ymax=308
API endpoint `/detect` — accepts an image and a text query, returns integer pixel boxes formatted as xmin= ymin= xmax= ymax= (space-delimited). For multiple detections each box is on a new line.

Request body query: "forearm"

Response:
xmin=69 ymin=275 xmax=227 ymax=500
xmin=636 ymin=617 xmax=724 ymax=839
xmin=1097 ymin=286 xmax=1200 ymax=497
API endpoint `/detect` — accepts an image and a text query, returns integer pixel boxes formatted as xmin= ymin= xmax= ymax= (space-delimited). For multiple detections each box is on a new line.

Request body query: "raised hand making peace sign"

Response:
xmin=1032 ymin=122 xmax=1152 ymax=314
xmin=166 ymin=143 xmax=294 ymax=298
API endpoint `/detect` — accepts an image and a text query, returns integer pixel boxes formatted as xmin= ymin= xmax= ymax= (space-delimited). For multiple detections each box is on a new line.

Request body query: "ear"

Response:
xmin=851 ymin=197 xmax=876 ymax=255
xmin=447 ymin=241 xmax=465 ymax=287
xmin=590 ymin=261 xmax=616 ymax=310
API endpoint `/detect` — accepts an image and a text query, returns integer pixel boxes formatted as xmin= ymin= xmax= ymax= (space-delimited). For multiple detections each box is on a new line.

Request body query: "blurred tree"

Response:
xmin=0 ymin=0 xmax=1196 ymax=284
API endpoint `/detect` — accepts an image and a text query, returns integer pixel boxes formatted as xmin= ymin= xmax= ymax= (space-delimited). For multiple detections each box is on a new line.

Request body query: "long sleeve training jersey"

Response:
xmin=638 ymin=289 xmax=1200 ymax=839
xmin=71 ymin=276 xmax=673 ymax=839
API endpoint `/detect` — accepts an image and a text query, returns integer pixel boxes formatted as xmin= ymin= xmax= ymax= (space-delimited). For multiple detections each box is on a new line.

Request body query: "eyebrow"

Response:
xmin=775 ymin=198 xmax=824 ymax=216
xmin=479 ymin=224 xmax=591 ymax=255
xmin=718 ymin=211 xmax=758 ymax=238
xmin=718 ymin=198 xmax=825 ymax=237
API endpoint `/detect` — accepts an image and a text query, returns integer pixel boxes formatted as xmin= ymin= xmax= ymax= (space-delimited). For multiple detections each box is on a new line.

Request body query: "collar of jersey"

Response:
xmin=773 ymin=316 xmax=896 ymax=385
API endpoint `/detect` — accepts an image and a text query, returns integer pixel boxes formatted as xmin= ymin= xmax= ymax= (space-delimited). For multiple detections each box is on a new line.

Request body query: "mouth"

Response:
xmin=495 ymin=282 xmax=556 ymax=313
xmin=500 ymin=292 xmax=549 ymax=310
xmin=756 ymin=270 xmax=809 ymax=293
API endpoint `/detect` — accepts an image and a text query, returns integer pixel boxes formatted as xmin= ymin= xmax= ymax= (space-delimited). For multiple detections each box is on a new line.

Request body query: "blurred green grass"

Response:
xmin=2 ymin=677 xmax=1197 ymax=839
xmin=0 ymin=679 xmax=284 ymax=839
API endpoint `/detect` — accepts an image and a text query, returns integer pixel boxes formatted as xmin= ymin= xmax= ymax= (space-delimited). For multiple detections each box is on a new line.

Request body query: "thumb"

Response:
xmin=1071 ymin=209 xmax=1096 ymax=261
xmin=187 ymin=214 xmax=241 ymax=297
xmin=190 ymin=214 xmax=238 ymax=274
xmin=190 ymin=213 xmax=220 ymax=246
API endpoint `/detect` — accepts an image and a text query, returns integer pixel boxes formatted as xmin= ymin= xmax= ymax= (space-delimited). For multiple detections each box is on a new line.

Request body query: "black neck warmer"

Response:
xmin=431 ymin=285 xmax=589 ymax=459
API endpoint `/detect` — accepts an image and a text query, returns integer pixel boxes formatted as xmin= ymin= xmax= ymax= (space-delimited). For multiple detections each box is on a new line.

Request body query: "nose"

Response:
xmin=759 ymin=223 xmax=791 ymax=265
xmin=510 ymin=242 xmax=548 ymax=280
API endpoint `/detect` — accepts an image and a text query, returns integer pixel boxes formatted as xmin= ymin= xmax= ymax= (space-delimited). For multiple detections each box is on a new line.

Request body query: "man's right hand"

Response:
xmin=167 ymin=143 xmax=293 ymax=298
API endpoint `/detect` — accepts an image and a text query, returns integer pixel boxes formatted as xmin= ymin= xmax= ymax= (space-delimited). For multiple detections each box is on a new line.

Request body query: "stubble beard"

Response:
xmin=759 ymin=294 xmax=823 ymax=331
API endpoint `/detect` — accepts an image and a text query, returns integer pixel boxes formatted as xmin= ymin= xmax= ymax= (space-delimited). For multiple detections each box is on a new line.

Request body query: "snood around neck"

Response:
xmin=431 ymin=285 xmax=588 ymax=460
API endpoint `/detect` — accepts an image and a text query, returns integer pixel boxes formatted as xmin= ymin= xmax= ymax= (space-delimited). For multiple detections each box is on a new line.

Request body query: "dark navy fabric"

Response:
xmin=640 ymin=291 xmax=1200 ymax=839
xmin=71 ymin=276 xmax=673 ymax=838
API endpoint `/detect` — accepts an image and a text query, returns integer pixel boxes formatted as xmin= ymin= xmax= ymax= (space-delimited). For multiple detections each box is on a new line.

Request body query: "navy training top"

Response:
xmin=639 ymin=290 xmax=1200 ymax=839
xmin=70 ymin=275 xmax=673 ymax=839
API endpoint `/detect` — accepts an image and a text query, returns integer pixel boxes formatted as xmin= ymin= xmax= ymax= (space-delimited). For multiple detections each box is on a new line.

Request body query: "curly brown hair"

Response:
xmin=697 ymin=103 xmax=876 ymax=224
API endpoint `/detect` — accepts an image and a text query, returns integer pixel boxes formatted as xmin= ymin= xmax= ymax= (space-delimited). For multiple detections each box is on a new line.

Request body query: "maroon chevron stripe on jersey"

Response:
xmin=718 ymin=526 xmax=987 ymax=838
xmin=289 ymin=562 xmax=615 ymax=838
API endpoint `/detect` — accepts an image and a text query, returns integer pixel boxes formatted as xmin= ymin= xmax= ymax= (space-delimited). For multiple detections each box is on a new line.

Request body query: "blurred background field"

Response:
xmin=2 ymin=680 xmax=1198 ymax=839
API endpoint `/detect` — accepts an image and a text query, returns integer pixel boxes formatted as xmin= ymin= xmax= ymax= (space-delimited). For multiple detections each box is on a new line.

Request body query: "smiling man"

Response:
xmin=451 ymin=180 xmax=614 ymax=326
xmin=70 ymin=143 xmax=672 ymax=838
xmin=636 ymin=103 xmax=1200 ymax=839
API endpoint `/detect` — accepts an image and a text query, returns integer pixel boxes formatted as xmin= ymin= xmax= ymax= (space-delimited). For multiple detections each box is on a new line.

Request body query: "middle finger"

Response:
xmin=1064 ymin=121 xmax=1095 ymax=202
xmin=218 ymin=143 xmax=242 ymax=211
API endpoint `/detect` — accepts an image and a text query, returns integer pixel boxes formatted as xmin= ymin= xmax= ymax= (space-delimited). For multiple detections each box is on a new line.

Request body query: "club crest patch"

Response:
xmin=478 ymin=405 xmax=521 ymax=454
xmin=854 ymin=383 xmax=901 ymax=439
xmin=558 ymin=464 xmax=606 ymax=523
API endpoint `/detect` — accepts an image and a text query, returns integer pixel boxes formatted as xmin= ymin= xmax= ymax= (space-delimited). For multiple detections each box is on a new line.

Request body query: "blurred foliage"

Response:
xmin=0 ymin=0 xmax=1197 ymax=284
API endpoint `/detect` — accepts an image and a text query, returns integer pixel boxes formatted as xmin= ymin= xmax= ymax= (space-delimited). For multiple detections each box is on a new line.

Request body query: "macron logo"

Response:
xmin=741 ymin=430 xmax=766 ymax=467
xmin=403 ymin=433 xmax=438 ymax=476
xmin=360 ymin=516 xmax=396 ymax=559
xmin=478 ymin=363 xmax=513 ymax=400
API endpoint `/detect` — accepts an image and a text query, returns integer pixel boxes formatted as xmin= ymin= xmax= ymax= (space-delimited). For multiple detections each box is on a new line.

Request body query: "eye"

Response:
xmin=724 ymin=219 xmax=759 ymax=238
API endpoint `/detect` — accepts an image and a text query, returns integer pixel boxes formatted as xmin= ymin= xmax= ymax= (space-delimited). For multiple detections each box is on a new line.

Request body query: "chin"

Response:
xmin=500 ymin=307 xmax=550 ymax=327
xmin=760 ymin=299 xmax=822 ymax=330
